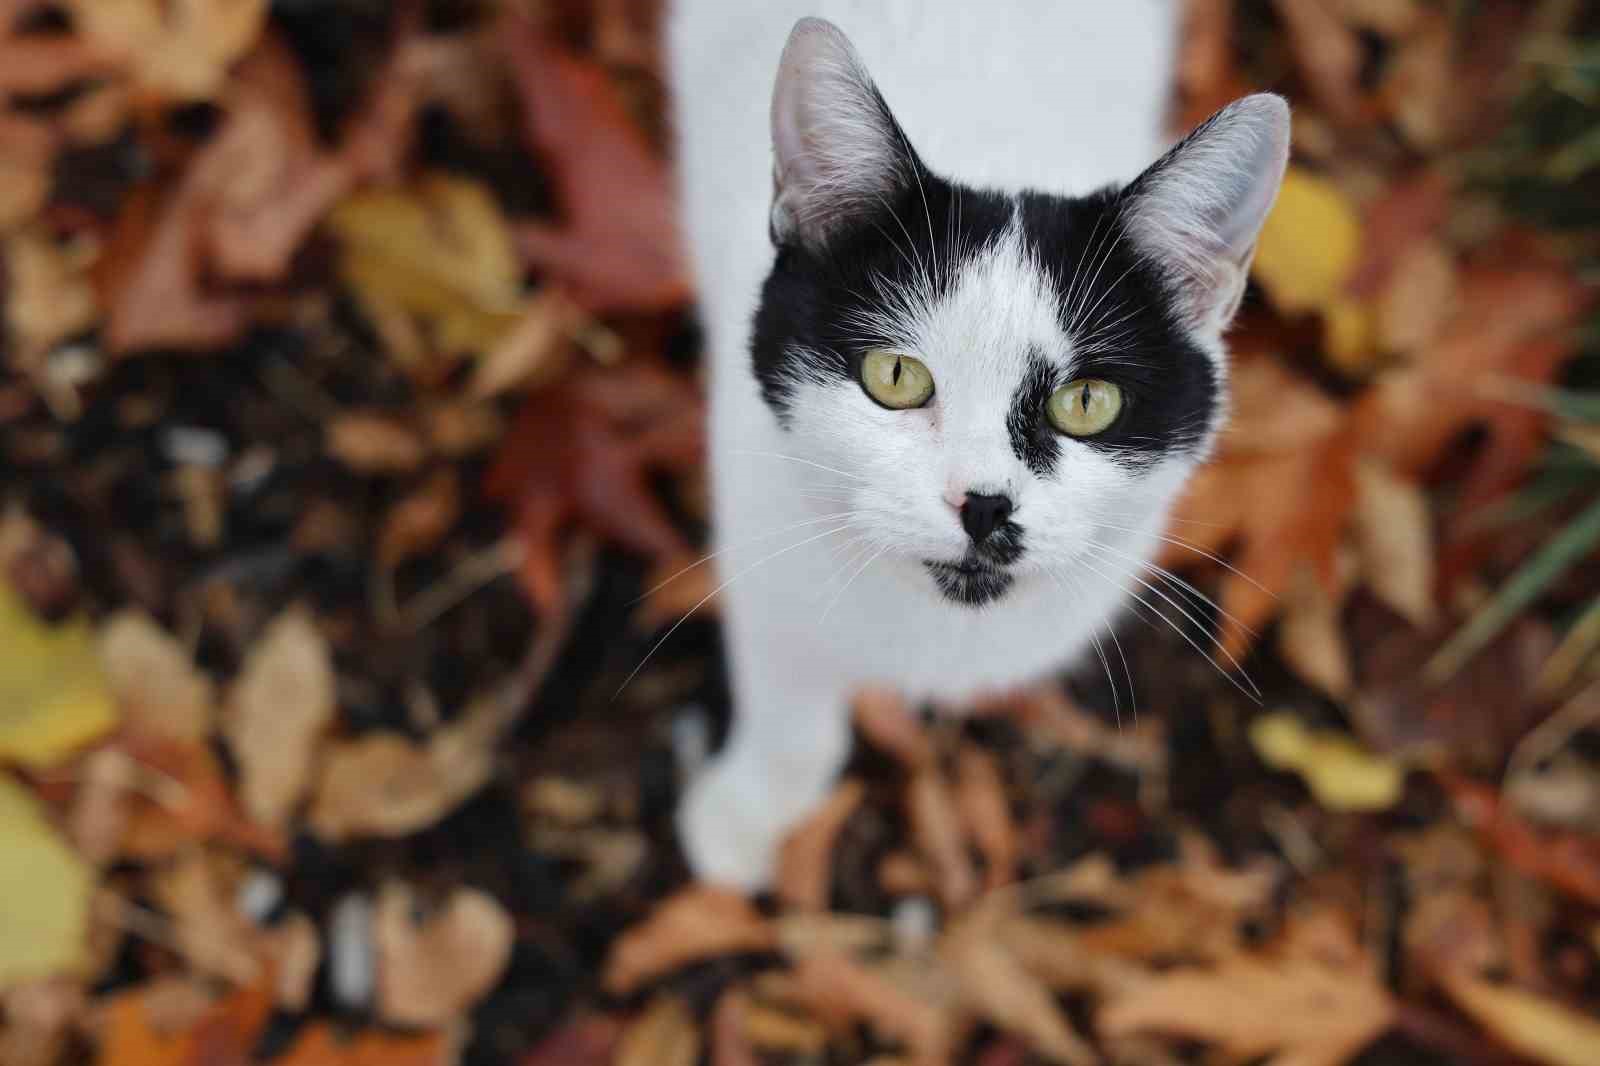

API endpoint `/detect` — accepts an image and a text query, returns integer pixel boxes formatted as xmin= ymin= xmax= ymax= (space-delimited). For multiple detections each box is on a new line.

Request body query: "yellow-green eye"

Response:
xmin=1047 ymin=378 xmax=1122 ymax=436
xmin=860 ymin=349 xmax=934 ymax=409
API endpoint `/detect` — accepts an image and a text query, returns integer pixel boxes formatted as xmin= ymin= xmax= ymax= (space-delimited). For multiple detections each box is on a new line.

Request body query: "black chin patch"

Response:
xmin=924 ymin=560 xmax=1014 ymax=607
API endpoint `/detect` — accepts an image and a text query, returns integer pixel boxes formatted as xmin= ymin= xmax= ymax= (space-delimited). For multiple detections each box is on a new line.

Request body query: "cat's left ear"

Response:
xmin=769 ymin=18 xmax=921 ymax=250
xmin=1122 ymin=94 xmax=1291 ymax=333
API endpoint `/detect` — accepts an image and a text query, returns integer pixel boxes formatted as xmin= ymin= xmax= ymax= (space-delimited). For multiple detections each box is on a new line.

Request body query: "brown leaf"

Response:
xmin=326 ymin=413 xmax=429 ymax=474
xmin=854 ymin=688 xmax=936 ymax=769
xmin=1099 ymin=912 xmax=1395 ymax=1066
xmin=518 ymin=1015 xmax=622 ymax=1066
xmin=377 ymin=468 xmax=461 ymax=569
xmin=1272 ymin=0 xmax=1372 ymax=126
xmin=787 ymin=952 xmax=954 ymax=1066
xmin=956 ymin=745 xmax=1017 ymax=890
xmin=3 ymin=226 xmax=98 ymax=371
xmin=1438 ymin=971 xmax=1600 ymax=1066
xmin=777 ymin=778 xmax=866 ymax=911
xmin=261 ymin=912 xmax=319 ymax=1011
xmin=152 ymin=851 xmax=262 ymax=985
xmin=274 ymin=1024 xmax=453 ymax=1066
xmin=942 ymin=912 xmax=1096 ymax=1066
xmin=95 ymin=980 xmax=274 ymax=1066
xmin=500 ymin=16 xmax=688 ymax=312
xmin=1278 ymin=558 xmax=1355 ymax=698
xmin=0 ymin=979 xmax=83 ymax=1066
xmin=1447 ymin=777 xmax=1600 ymax=906
xmin=69 ymin=0 xmax=268 ymax=101
xmin=374 ymin=881 xmax=513 ymax=1027
xmin=224 ymin=606 xmax=336 ymax=828
xmin=1376 ymin=238 xmax=1459 ymax=356
xmin=98 ymin=610 xmax=214 ymax=742
xmin=711 ymin=987 xmax=762 ymax=1066
xmin=907 ymin=767 xmax=977 ymax=909
xmin=309 ymin=697 xmax=502 ymax=841
xmin=118 ymin=735 xmax=286 ymax=861
xmin=1352 ymin=459 xmax=1434 ymax=626
xmin=602 ymin=886 xmax=775 ymax=996
xmin=615 ymin=996 xmax=700 ymax=1066
xmin=468 ymin=288 xmax=584 ymax=398
xmin=486 ymin=361 xmax=700 ymax=615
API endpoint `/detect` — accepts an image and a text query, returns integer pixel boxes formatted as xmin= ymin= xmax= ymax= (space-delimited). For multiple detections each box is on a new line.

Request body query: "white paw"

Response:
xmin=677 ymin=760 xmax=789 ymax=892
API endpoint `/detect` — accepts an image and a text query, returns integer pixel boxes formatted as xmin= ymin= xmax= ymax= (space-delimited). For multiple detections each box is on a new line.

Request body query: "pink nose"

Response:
xmin=942 ymin=487 xmax=966 ymax=510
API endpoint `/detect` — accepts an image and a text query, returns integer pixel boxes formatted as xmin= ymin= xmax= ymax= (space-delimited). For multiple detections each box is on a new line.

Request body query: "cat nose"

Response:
xmin=960 ymin=492 xmax=1013 ymax=544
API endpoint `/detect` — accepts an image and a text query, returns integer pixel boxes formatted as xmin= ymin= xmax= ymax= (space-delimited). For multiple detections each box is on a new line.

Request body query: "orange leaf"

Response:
xmin=602 ymin=887 xmax=775 ymax=996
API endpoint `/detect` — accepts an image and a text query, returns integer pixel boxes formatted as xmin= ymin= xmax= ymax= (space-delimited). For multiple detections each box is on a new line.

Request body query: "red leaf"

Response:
xmin=501 ymin=15 xmax=689 ymax=313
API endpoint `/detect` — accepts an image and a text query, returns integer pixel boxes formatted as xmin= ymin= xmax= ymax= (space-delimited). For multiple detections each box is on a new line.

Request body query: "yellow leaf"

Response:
xmin=0 ymin=775 xmax=94 ymax=983
xmin=1252 ymin=167 xmax=1362 ymax=316
xmin=1442 ymin=973 xmax=1600 ymax=1066
xmin=330 ymin=176 xmax=530 ymax=364
xmin=0 ymin=581 xmax=117 ymax=768
xmin=1249 ymin=712 xmax=1405 ymax=812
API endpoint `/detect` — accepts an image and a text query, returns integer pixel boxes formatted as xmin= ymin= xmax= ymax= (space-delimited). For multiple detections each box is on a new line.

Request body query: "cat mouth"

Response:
xmin=923 ymin=557 xmax=1014 ymax=607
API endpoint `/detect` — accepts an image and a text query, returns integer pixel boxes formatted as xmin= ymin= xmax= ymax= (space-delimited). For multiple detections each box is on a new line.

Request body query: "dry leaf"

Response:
xmin=854 ymin=688 xmax=935 ymax=769
xmin=326 ymin=413 xmax=429 ymax=474
xmin=603 ymin=886 xmax=776 ymax=996
xmin=273 ymin=1025 xmax=453 ymax=1066
xmin=331 ymin=174 xmax=526 ymax=371
xmin=377 ymin=468 xmax=461 ymax=569
xmin=0 ymin=775 xmax=93 ymax=984
xmin=501 ymin=17 xmax=688 ymax=312
xmin=262 ymin=912 xmax=319 ymax=1011
xmin=1376 ymin=238 xmax=1458 ymax=355
xmin=1277 ymin=559 xmax=1354 ymax=698
xmin=152 ymin=850 xmax=261 ymax=984
xmin=309 ymin=697 xmax=502 ymax=841
xmin=787 ymin=951 xmax=953 ymax=1066
xmin=70 ymin=0 xmax=269 ymax=101
xmin=1352 ymin=459 xmax=1434 ymax=626
xmin=777 ymin=778 xmax=865 ymax=911
xmin=907 ymin=767 xmax=977 ymax=908
xmin=956 ymin=745 xmax=1017 ymax=890
xmin=1250 ymin=713 xmax=1405 ymax=812
xmin=943 ymin=912 xmax=1096 ymax=1066
xmin=0 ymin=979 xmax=83 ymax=1066
xmin=0 ymin=577 xmax=118 ymax=768
xmin=224 ymin=606 xmax=336 ymax=828
xmin=375 ymin=881 xmax=513 ymax=1027
xmin=99 ymin=610 xmax=214 ymax=742
xmin=520 ymin=1015 xmax=623 ymax=1066
xmin=69 ymin=747 xmax=133 ymax=866
xmin=1272 ymin=0 xmax=1370 ymax=126
xmin=616 ymin=996 xmax=700 ymax=1066
xmin=118 ymin=735 xmax=286 ymax=861
xmin=1099 ymin=913 xmax=1394 ymax=1066
xmin=3 ymin=226 xmax=98 ymax=371
xmin=1440 ymin=972 xmax=1600 ymax=1066
xmin=95 ymin=980 xmax=273 ymax=1066
xmin=1448 ymin=778 xmax=1600 ymax=906
xmin=487 ymin=361 xmax=701 ymax=615
xmin=469 ymin=288 xmax=583 ymax=398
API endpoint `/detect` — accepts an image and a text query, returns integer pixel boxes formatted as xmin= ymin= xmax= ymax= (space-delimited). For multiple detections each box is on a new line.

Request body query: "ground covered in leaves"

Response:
xmin=3 ymin=1 xmax=1600 ymax=1065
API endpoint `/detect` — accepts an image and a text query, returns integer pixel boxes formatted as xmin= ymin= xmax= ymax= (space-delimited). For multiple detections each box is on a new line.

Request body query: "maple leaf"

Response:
xmin=486 ymin=361 xmax=701 ymax=616
xmin=500 ymin=14 xmax=689 ymax=313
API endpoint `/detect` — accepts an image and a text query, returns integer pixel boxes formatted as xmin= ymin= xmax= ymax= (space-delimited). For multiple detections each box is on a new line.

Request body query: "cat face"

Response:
xmin=750 ymin=19 xmax=1289 ymax=608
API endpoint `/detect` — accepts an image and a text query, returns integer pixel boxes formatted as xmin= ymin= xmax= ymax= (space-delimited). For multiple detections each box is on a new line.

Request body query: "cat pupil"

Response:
xmin=892 ymin=357 xmax=902 ymax=386
xmin=1080 ymin=383 xmax=1091 ymax=411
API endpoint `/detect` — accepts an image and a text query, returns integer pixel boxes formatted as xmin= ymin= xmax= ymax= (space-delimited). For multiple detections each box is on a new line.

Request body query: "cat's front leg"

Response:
xmin=678 ymin=674 xmax=852 ymax=891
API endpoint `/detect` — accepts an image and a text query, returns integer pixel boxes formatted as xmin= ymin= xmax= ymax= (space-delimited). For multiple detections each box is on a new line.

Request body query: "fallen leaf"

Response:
xmin=468 ymin=288 xmax=584 ymax=398
xmin=1352 ymin=459 xmax=1435 ymax=626
xmin=602 ymin=886 xmax=776 ymax=996
xmin=69 ymin=747 xmax=132 ymax=865
xmin=907 ymin=767 xmax=978 ymax=908
xmin=326 ymin=413 xmax=429 ymax=474
xmin=0 ymin=979 xmax=84 ymax=1066
xmin=1447 ymin=777 xmax=1600 ymax=906
xmin=224 ymin=606 xmax=336 ymax=828
xmin=854 ymin=688 xmax=936 ymax=769
xmin=99 ymin=609 xmax=214 ymax=742
xmin=262 ymin=912 xmax=319 ymax=1011
xmin=1272 ymin=0 xmax=1371 ymax=126
xmin=1099 ymin=912 xmax=1395 ymax=1066
xmin=308 ymin=699 xmax=501 ymax=841
xmin=786 ymin=951 xmax=954 ymax=1066
xmin=956 ymin=745 xmax=1017 ymax=890
xmin=1376 ymin=238 xmax=1459 ymax=356
xmin=1440 ymin=972 xmax=1600 ymax=1066
xmin=377 ymin=468 xmax=461 ymax=569
xmin=777 ymin=778 xmax=865 ymax=911
xmin=0 ymin=775 xmax=93 ymax=983
xmin=1277 ymin=558 xmax=1354 ymax=698
xmin=0 ymin=577 xmax=118 ymax=768
xmin=500 ymin=16 xmax=689 ymax=312
xmin=273 ymin=1025 xmax=453 ymax=1066
xmin=94 ymin=980 xmax=273 ymax=1066
xmin=942 ymin=912 xmax=1095 ymax=1066
xmin=118 ymin=735 xmax=286 ymax=861
xmin=1250 ymin=712 xmax=1406 ymax=812
xmin=710 ymin=988 xmax=762 ymax=1066
xmin=518 ymin=1015 xmax=622 ymax=1066
xmin=1251 ymin=167 xmax=1365 ymax=356
xmin=375 ymin=881 xmax=514 ymax=1027
xmin=69 ymin=0 xmax=269 ymax=101
xmin=3 ymin=226 xmax=98 ymax=372
xmin=152 ymin=850 xmax=261 ymax=984
xmin=616 ymin=996 xmax=700 ymax=1066
xmin=486 ymin=361 xmax=701 ymax=615
xmin=331 ymin=174 xmax=525 ymax=369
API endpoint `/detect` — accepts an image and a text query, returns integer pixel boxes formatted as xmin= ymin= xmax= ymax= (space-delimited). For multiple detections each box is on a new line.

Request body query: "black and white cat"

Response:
xmin=668 ymin=1 xmax=1288 ymax=888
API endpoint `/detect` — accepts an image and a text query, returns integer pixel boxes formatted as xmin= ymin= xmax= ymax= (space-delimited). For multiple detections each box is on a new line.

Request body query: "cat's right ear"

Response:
xmin=770 ymin=18 xmax=919 ymax=250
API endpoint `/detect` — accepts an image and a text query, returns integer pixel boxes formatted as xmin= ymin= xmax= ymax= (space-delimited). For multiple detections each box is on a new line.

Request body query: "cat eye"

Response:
xmin=860 ymin=349 xmax=934 ymax=410
xmin=1047 ymin=378 xmax=1123 ymax=437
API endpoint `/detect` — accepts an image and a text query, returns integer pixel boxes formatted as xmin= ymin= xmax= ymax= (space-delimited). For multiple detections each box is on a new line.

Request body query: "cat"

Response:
xmin=667 ymin=0 xmax=1289 ymax=889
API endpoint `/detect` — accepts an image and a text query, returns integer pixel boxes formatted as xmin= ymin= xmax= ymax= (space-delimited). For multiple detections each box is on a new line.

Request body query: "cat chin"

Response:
xmin=923 ymin=559 xmax=1015 ymax=607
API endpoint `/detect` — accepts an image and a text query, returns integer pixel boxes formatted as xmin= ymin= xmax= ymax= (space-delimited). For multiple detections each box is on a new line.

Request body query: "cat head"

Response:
xmin=751 ymin=18 xmax=1289 ymax=608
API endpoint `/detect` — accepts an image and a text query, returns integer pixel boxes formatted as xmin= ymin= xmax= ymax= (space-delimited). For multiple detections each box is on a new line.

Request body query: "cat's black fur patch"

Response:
xmin=924 ymin=521 xmax=1025 ymax=607
xmin=751 ymin=98 xmax=1217 ymax=470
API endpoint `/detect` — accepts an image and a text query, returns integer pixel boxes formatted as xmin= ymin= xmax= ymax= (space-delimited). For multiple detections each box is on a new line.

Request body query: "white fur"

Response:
xmin=667 ymin=1 xmax=1254 ymax=889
